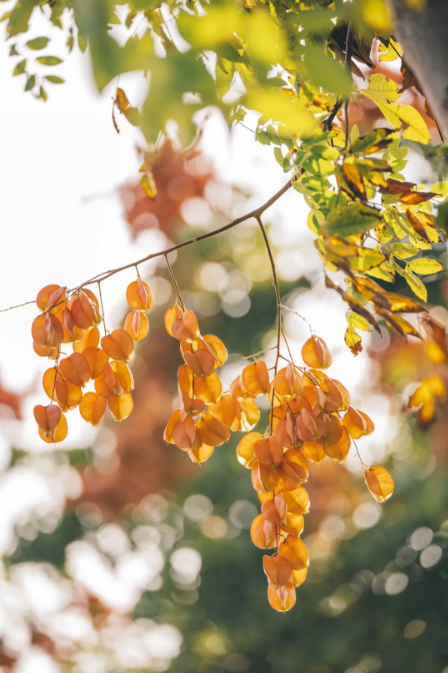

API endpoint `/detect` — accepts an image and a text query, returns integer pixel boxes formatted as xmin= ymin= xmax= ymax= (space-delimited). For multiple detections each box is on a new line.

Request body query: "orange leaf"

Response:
xmin=126 ymin=279 xmax=154 ymax=311
xmin=267 ymin=582 xmax=296 ymax=612
xmin=242 ymin=361 xmax=271 ymax=396
xmin=108 ymin=391 xmax=133 ymax=421
xmin=101 ymin=329 xmax=134 ymax=362
xmin=302 ymin=336 xmax=332 ymax=369
xmin=197 ymin=412 xmax=230 ymax=447
xmin=38 ymin=412 xmax=68 ymax=444
xmin=124 ymin=310 xmax=149 ymax=341
xmin=278 ymin=535 xmax=309 ymax=570
xmin=32 ymin=313 xmax=63 ymax=348
xmin=250 ymin=513 xmax=277 ymax=549
xmin=59 ymin=353 xmax=91 ymax=388
xmin=364 ymin=466 xmax=394 ymax=502
xmin=79 ymin=392 xmax=107 ymax=426
xmin=73 ymin=327 xmax=100 ymax=353
xmin=83 ymin=347 xmax=109 ymax=379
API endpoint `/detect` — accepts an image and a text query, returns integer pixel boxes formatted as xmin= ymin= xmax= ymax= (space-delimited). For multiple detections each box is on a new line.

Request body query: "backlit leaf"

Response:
xmin=324 ymin=203 xmax=381 ymax=237
xmin=26 ymin=36 xmax=49 ymax=50
xmin=408 ymin=258 xmax=443 ymax=275
xmin=37 ymin=56 xmax=62 ymax=65
xmin=364 ymin=466 xmax=394 ymax=503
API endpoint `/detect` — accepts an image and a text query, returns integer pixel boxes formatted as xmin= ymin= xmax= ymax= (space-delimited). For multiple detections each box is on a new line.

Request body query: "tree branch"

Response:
xmin=0 ymin=180 xmax=292 ymax=315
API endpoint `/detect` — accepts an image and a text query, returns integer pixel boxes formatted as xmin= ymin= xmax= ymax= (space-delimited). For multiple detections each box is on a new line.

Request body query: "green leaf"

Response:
xmin=274 ymin=147 xmax=284 ymax=168
xmin=7 ymin=0 xmax=35 ymax=36
xmin=304 ymin=45 xmax=352 ymax=97
xmin=216 ymin=43 xmax=245 ymax=63
xmin=24 ymin=74 xmax=35 ymax=90
xmin=436 ymin=201 xmax=448 ymax=235
xmin=303 ymin=155 xmax=335 ymax=177
xmin=37 ymin=56 xmax=62 ymax=66
xmin=45 ymin=75 xmax=65 ymax=84
xmin=349 ymin=249 xmax=386 ymax=271
xmin=78 ymin=34 xmax=88 ymax=52
xmin=324 ymin=203 xmax=381 ymax=237
xmin=13 ymin=58 xmax=27 ymax=76
xmin=301 ymin=175 xmax=331 ymax=195
xmin=310 ymin=144 xmax=340 ymax=161
xmin=256 ymin=131 xmax=271 ymax=146
xmin=408 ymin=258 xmax=443 ymax=275
xmin=26 ymin=36 xmax=49 ymax=50
xmin=39 ymin=85 xmax=47 ymax=101
xmin=350 ymin=129 xmax=394 ymax=156
xmin=390 ymin=243 xmax=419 ymax=259
xmin=350 ymin=124 xmax=359 ymax=145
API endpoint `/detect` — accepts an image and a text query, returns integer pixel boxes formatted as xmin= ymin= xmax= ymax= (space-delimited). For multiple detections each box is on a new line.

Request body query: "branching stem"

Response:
xmin=165 ymin=254 xmax=185 ymax=309
xmin=0 ymin=180 xmax=292 ymax=315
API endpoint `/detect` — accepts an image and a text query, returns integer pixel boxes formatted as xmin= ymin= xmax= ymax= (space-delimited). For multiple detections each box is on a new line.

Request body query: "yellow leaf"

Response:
xmin=378 ymin=38 xmax=402 ymax=62
xmin=349 ymin=312 xmax=370 ymax=332
xmin=246 ymin=86 xmax=316 ymax=138
xmin=345 ymin=324 xmax=362 ymax=353
xmin=430 ymin=182 xmax=448 ymax=199
xmin=403 ymin=268 xmax=428 ymax=302
xmin=364 ymin=466 xmax=394 ymax=503
xmin=245 ymin=12 xmax=286 ymax=66
xmin=384 ymin=292 xmax=424 ymax=313
xmin=408 ymin=258 xmax=443 ymax=275
xmin=140 ymin=173 xmax=157 ymax=199
xmin=376 ymin=309 xmax=421 ymax=339
xmin=373 ymin=101 xmax=431 ymax=144
xmin=390 ymin=242 xmax=419 ymax=259
xmin=361 ymin=0 xmax=392 ymax=31
xmin=365 ymin=74 xmax=400 ymax=104
xmin=366 ymin=261 xmax=395 ymax=282
xmin=348 ymin=249 xmax=386 ymax=271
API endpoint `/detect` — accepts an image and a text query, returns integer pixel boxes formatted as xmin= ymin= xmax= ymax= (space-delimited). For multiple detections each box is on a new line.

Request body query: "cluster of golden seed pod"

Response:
xmin=163 ymin=319 xmax=394 ymax=611
xmin=32 ymin=278 xmax=154 ymax=442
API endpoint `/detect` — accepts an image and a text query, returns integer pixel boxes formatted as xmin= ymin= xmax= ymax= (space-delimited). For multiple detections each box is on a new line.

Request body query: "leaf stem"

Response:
xmin=165 ymin=253 xmax=185 ymax=309
xmin=256 ymin=214 xmax=282 ymax=433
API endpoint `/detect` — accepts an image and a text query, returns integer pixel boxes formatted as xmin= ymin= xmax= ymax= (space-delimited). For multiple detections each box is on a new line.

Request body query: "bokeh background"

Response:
xmin=1 ymin=18 xmax=448 ymax=673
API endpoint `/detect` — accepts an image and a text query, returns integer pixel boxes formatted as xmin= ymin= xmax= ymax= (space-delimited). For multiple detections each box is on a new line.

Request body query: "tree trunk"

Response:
xmin=388 ymin=0 xmax=448 ymax=137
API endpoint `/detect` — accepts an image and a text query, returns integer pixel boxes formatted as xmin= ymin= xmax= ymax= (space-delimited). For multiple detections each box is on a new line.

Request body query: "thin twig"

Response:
xmin=256 ymin=214 xmax=282 ymax=434
xmin=0 ymin=181 xmax=292 ymax=315
xmin=352 ymin=438 xmax=367 ymax=469
xmin=242 ymin=346 xmax=277 ymax=360
xmin=324 ymin=21 xmax=354 ymax=133
xmin=280 ymin=304 xmax=313 ymax=334
xmin=97 ymin=282 xmax=107 ymax=336
xmin=344 ymin=101 xmax=350 ymax=150
xmin=280 ymin=325 xmax=296 ymax=367
xmin=434 ymin=118 xmax=444 ymax=144
xmin=165 ymin=254 xmax=185 ymax=309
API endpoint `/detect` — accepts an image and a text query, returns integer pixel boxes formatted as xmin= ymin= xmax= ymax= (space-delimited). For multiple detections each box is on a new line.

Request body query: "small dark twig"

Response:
xmin=324 ymin=21 xmax=354 ymax=133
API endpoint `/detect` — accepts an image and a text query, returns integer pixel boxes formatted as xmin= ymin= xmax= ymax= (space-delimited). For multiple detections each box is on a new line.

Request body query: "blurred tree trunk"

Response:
xmin=388 ymin=0 xmax=448 ymax=136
